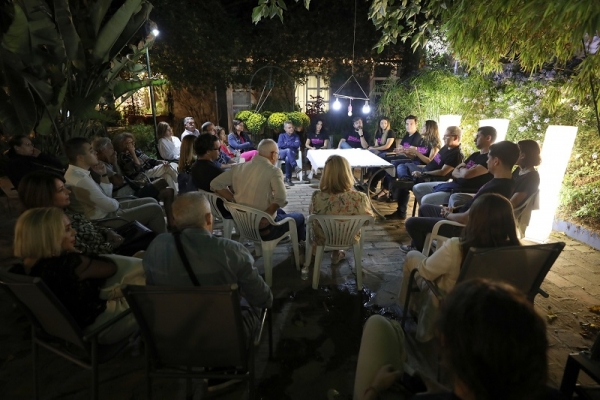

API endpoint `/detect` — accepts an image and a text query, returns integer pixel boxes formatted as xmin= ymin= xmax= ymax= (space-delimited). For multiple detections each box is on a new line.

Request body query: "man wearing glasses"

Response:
xmin=211 ymin=139 xmax=306 ymax=243
xmin=386 ymin=126 xmax=464 ymax=220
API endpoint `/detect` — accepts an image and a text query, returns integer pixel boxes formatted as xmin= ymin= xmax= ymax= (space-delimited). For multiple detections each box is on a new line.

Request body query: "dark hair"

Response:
xmin=477 ymin=126 xmax=497 ymax=142
xmin=194 ymin=133 xmax=218 ymax=156
xmin=65 ymin=137 xmax=91 ymax=164
xmin=422 ymin=120 xmax=441 ymax=149
xmin=309 ymin=119 xmax=327 ymax=135
xmin=438 ymin=279 xmax=548 ymax=400
xmin=352 ymin=116 xmax=363 ymax=123
xmin=518 ymin=140 xmax=542 ymax=168
xmin=9 ymin=135 xmax=28 ymax=149
xmin=460 ymin=193 xmax=520 ymax=260
xmin=488 ymin=141 xmax=520 ymax=168
xmin=18 ymin=171 xmax=65 ymax=209
xmin=374 ymin=117 xmax=391 ymax=135
xmin=404 ymin=115 xmax=418 ymax=124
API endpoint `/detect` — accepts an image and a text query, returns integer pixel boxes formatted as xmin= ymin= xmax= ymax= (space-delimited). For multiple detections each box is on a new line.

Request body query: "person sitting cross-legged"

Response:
xmin=403 ymin=141 xmax=520 ymax=253
xmin=277 ymin=121 xmax=302 ymax=186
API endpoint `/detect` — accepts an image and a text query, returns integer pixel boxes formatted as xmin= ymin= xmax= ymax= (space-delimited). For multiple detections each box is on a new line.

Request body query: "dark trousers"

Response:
xmin=279 ymin=149 xmax=298 ymax=179
xmin=405 ymin=204 xmax=464 ymax=252
xmin=260 ymin=209 xmax=306 ymax=242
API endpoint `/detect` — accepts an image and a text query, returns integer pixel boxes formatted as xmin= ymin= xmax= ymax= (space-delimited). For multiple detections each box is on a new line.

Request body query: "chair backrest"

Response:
xmin=513 ymin=190 xmax=539 ymax=237
xmin=123 ymin=284 xmax=248 ymax=368
xmin=0 ymin=270 xmax=87 ymax=349
xmin=423 ymin=220 xmax=465 ymax=255
xmin=307 ymin=214 xmax=373 ymax=247
xmin=458 ymin=242 xmax=565 ymax=302
xmin=224 ymin=202 xmax=275 ymax=242
xmin=198 ymin=190 xmax=227 ymax=220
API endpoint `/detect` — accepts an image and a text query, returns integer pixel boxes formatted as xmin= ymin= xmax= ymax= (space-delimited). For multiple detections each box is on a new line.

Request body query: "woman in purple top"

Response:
xmin=397 ymin=120 xmax=442 ymax=179
xmin=368 ymin=117 xmax=397 ymax=155
xmin=305 ymin=119 xmax=329 ymax=150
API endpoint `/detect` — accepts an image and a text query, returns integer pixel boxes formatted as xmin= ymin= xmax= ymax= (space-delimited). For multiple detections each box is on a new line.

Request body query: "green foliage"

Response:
xmin=235 ymin=110 xmax=254 ymax=122
xmin=377 ymin=68 xmax=600 ymax=224
xmin=287 ymin=111 xmax=310 ymax=129
xmin=245 ymin=113 xmax=267 ymax=134
xmin=268 ymin=112 xmax=288 ymax=131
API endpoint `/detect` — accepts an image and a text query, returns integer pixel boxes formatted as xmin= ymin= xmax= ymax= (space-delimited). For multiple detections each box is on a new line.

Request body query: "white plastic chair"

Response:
xmin=224 ymin=202 xmax=300 ymax=286
xmin=422 ymin=219 xmax=466 ymax=256
xmin=304 ymin=214 xmax=374 ymax=290
xmin=276 ymin=151 xmax=304 ymax=180
xmin=198 ymin=190 xmax=237 ymax=240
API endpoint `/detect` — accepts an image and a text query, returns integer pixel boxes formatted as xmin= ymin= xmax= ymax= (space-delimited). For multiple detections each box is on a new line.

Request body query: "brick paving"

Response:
xmin=0 ymin=180 xmax=598 ymax=398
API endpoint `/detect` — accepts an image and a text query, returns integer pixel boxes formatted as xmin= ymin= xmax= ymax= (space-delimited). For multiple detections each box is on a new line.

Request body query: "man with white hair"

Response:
xmin=211 ymin=138 xmax=306 ymax=242
xmin=180 ymin=117 xmax=200 ymax=140
xmin=143 ymin=192 xmax=272 ymax=310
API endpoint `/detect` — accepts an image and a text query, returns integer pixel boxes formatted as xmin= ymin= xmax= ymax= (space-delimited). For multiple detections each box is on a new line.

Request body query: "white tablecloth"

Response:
xmin=306 ymin=149 xmax=396 ymax=177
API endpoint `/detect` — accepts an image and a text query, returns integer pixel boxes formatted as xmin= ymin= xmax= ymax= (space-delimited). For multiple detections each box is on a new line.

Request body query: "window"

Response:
xmin=296 ymin=76 xmax=329 ymax=113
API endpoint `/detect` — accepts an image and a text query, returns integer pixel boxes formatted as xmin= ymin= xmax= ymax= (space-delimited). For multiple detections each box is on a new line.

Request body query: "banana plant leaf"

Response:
xmin=0 ymin=51 xmax=37 ymax=135
xmin=89 ymin=0 xmax=114 ymax=37
xmin=53 ymin=0 xmax=85 ymax=70
xmin=36 ymin=80 xmax=68 ymax=135
xmin=92 ymin=0 xmax=144 ymax=63
xmin=1 ymin=3 xmax=29 ymax=56
xmin=108 ymin=2 xmax=153 ymax=62
xmin=112 ymin=77 xmax=167 ymax=99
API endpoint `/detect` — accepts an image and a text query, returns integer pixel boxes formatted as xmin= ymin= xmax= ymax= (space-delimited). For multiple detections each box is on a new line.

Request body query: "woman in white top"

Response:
xmin=399 ymin=193 xmax=520 ymax=342
xmin=157 ymin=121 xmax=181 ymax=161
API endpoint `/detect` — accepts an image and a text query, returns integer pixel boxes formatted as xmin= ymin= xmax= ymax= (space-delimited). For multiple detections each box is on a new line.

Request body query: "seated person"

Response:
xmin=385 ymin=127 xmax=463 ymax=220
xmin=338 ymin=117 xmax=369 ymax=149
xmin=18 ymin=171 xmax=153 ymax=256
xmin=6 ymin=135 xmax=65 ymax=188
xmin=190 ymin=134 xmax=231 ymax=218
xmin=211 ymin=139 xmax=305 ymax=243
xmin=395 ymin=120 xmax=441 ymax=179
xmin=413 ymin=126 xmax=497 ymax=207
xmin=180 ymin=116 xmax=200 ymax=140
xmin=399 ymin=193 xmax=520 ymax=342
xmin=157 ymin=121 xmax=181 ymax=161
xmin=113 ymin=132 xmax=179 ymax=194
xmin=511 ymin=139 xmax=541 ymax=208
xmin=218 ymin=126 xmax=258 ymax=162
xmin=367 ymin=117 xmax=396 ymax=155
xmin=13 ymin=207 xmax=142 ymax=344
xmin=64 ymin=137 xmax=167 ymax=233
xmin=228 ymin=119 xmax=255 ymax=153
xmin=309 ymin=155 xmax=373 ymax=264
xmin=277 ymin=121 xmax=302 ymax=186
xmin=202 ymin=121 xmax=236 ymax=169
xmin=404 ymin=141 xmax=520 ymax=252
xmin=143 ymin=193 xmax=272 ymax=333
xmin=355 ymin=279 xmax=550 ymax=400
xmin=305 ymin=119 xmax=329 ymax=150
xmin=177 ymin=135 xmax=198 ymax=194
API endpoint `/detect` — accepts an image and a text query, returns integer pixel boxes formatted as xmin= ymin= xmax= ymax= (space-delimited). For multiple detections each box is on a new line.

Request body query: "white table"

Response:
xmin=307 ymin=149 xmax=396 ymax=218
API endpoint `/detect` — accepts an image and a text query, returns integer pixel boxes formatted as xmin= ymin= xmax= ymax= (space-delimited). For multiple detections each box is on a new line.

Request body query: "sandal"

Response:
xmin=331 ymin=250 xmax=346 ymax=264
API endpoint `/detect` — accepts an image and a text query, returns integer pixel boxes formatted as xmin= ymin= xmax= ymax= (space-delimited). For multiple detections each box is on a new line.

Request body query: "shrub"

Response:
xmin=245 ymin=113 xmax=267 ymax=135
xmin=235 ymin=110 xmax=254 ymax=122
xmin=287 ymin=111 xmax=310 ymax=129
xmin=267 ymin=112 xmax=288 ymax=131
xmin=126 ymin=124 xmax=157 ymax=157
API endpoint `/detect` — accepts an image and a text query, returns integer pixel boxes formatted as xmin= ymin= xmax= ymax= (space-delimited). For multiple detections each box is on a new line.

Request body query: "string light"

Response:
xmin=362 ymin=101 xmax=370 ymax=114
xmin=347 ymin=101 xmax=353 ymax=117
xmin=333 ymin=98 xmax=341 ymax=110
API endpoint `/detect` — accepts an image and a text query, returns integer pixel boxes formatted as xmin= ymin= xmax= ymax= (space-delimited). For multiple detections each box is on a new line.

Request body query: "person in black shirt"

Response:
xmin=305 ymin=119 xmax=329 ymax=150
xmin=386 ymin=128 xmax=463 ymax=220
xmin=6 ymin=135 xmax=65 ymax=188
xmin=368 ymin=117 xmax=397 ymax=154
xmin=510 ymin=139 xmax=541 ymax=207
xmin=338 ymin=117 xmax=369 ymax=149
xmin=190 ymin=134 xmax=231 ymax=218
xmin=403 ymin=141 xmax=520 ymax=252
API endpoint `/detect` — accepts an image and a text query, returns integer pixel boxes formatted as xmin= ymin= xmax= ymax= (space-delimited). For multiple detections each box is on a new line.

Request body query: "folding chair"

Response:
xmin=560 ymin=332 xmax=600 ymax=398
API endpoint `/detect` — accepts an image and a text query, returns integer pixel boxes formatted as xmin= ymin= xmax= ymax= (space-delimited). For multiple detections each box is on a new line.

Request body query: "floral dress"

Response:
xmin=309 ymin=190 xmax=373 ymax=245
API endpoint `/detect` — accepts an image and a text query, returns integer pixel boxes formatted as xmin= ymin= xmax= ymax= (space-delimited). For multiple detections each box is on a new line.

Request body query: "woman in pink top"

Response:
xmin=217 ymin=126 xmax=258 ymax=162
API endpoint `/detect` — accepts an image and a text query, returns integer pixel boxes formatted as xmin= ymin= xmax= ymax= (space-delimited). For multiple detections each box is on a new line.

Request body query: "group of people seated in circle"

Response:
xmin=4 ymin=111 xmax=548 ymax=398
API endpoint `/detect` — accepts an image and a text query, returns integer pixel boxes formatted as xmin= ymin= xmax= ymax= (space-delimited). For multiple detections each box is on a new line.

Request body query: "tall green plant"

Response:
xmin=0 ymin=0 xmax=163 ymax=152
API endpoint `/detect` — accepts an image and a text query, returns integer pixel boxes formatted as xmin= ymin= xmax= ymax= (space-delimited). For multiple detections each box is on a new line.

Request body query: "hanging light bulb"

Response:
xmin=347 ymin=102 xmax=353 ymax=117
xmin=362 ymin=101 xmax=370 ymax=114
xmin=333 ymin=97 xmax=341 ymax=110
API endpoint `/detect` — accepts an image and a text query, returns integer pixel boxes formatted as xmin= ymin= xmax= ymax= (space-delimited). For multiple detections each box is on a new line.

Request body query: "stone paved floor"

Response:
xmin=0 ymin=180 xmax=598 ymax=398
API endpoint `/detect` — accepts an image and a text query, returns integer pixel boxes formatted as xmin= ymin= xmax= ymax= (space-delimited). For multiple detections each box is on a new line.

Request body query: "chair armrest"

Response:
xmin=424 ymin=279 xmax=444 ymax=300
xmin=83 ymin=308 xmax=132 ymax=341
xmin=115 ymin=196 xmax=138 ymax=201
xmin=254 ymin=308 xmax=269 ymax=347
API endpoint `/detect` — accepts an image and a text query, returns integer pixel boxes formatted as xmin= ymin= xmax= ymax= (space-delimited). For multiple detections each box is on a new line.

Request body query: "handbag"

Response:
xmin=173 ymin=231 xmax=201 ymax=286
xmin=113 ymin=220 xmax=157 ymax=255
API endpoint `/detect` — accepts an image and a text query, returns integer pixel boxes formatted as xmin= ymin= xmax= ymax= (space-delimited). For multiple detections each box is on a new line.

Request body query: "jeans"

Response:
xmin=279 ymin=148 xmax=298 ymax=179
xmin=339 ymin=141 xmax=353 ymax=149
xmin=260 ymin=209 xmax=306 ymax=242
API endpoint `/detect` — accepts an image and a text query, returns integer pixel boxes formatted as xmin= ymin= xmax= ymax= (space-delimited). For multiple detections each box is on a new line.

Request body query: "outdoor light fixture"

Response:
xmin=524 ymin=125 xmax=578 ymax=243
xmin=362 ymin=101 xmax=370 ymax=114
xmin=347 ymin=102 xmax=353 ymax=117
xmin=151 ymin=28 xmax=159 ymax=37
xmin=438 ymin=114 xmax=462 ymax=141
xmin=333 ymin=98 xmax=341 ymax=110
xmin=479 ymin=118 xmax=510 ymax=142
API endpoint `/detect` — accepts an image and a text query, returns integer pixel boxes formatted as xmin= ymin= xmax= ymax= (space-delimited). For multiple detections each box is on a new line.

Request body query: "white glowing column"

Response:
xmin=524 ymin=125 xmax=578 ymax=243
xmin=479 ymin=118 xmax=510 ymax=142
xmin=438 ymin=114 xmax=462 ymax=141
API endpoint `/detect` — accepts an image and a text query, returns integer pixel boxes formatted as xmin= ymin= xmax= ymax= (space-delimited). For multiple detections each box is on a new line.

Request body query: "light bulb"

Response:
xmin=362 ymin=101 xmax=370 ymax=114
xmin=347 ymin=103 xmax=353 ymax=117
xmin=151 ymin=29 xmax=160 ymax=37
xmin=333 ymin=98 xmax=341 ymax=110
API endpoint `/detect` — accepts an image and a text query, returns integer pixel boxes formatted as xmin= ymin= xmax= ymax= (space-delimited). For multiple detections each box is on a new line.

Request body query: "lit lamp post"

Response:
xmin=438 ymin=114 xmax=462 ymax=140
xmin=524 ymin=125 xmax=578 ymax=242
xmin=146 ymin=27 xmax=159 ymax=145
xmin=479 ymin=118 xmax=510 ymax=142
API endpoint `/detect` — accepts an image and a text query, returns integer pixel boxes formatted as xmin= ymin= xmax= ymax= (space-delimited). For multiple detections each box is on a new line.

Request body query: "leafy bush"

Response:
xmin=235 ymin=110 xmax=254 ymax=122
xmin=126 ymin=124 xmax=157 ymax=157
xmin=268 ymin=112 xmax=288 ymax=131
xmin=245 ymin=113 xmax=267 ymax=135
xmin=287 ymin=111 xmax=310 ymax=129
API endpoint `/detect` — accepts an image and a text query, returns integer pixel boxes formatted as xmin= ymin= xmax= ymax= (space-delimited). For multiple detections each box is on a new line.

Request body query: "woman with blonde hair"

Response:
xmin=156 ymin=121 xmax=181 ymax=161
xmin=13 ymin=207 xmax=142 ymax=344
xmin=309 ymin=155 xmax=373 ymax=264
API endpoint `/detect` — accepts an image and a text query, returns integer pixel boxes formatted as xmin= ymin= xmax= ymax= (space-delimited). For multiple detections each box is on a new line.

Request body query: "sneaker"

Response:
xmin=284 ymin=178 xmax=295 ymax=186
xmin=386 ymin=210 xmax=406 ymax=220
xmin=399 ymin=244 xmax=416 ymax=253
